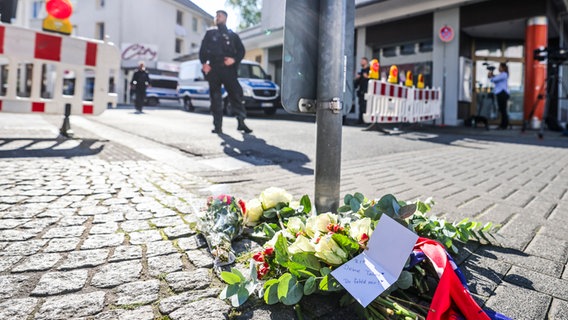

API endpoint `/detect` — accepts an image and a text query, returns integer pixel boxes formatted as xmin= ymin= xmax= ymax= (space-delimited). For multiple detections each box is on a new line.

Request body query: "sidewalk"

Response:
xmin=1 ymin=113 xmax=567 ymax=319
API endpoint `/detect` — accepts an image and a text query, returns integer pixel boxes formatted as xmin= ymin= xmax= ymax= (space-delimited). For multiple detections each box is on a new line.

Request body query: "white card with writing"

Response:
xmin=331 ymin=215 xmax=419 ymax=307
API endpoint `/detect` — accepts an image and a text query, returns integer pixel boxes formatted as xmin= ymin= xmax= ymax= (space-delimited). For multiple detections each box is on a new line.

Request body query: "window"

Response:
xmin=96 ymin=22 xmax=105 ymax=40
xmin=177 ymin=10 xmax=183 ymax=25
xmin=255 ymin=55 xmax=262 ymax=63
xmin=419 ymin=40 xmax=433 ymax=53
xmin=83 ymin=69 xmax=95 ymax=101
xmin=175 ymin=38 xmax=183 ymax=54
xmin=400 ymin=43 xmax=415 ymax=55
xmin=382 ymin=46 xmax=397 ymax=57
xmin=32 ymin=1 xmax=45 ymax=19
xmin=62 ymin=70 xmax=76 ymax=96
xmin=0 ymin=58 xmax=8 ymax=96
xmin=192 ymin=17 xmax=198 ymax=32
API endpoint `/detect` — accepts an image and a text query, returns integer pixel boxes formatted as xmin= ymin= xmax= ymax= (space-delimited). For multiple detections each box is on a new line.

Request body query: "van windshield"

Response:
xmin=151 ymin=79 xmax=178 ymax=89
xmin=238 ymin=64 xmax=266 ymax=79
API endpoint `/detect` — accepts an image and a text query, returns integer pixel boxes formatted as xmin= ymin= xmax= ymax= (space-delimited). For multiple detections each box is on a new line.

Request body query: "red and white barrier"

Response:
xmin=0 ymin=23 xmax=120 ymax=116
xmin=363 ymin=79 xmax=442 ymax=124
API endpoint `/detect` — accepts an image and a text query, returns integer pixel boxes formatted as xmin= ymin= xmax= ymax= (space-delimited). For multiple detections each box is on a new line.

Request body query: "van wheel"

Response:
xmin=183 ymin=97 xmax=194 ymax=112
xmin=147 ymin=97 xmax=159 ymax=106
xmin=263 ymin=107 xmax=277 ymax=115
xmin=223 ymin=98 xmax=233 ymax=116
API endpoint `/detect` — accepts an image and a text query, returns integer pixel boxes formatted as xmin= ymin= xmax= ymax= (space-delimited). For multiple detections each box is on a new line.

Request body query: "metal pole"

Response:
xmin=314 ymin=0 xmax=346 ymax=213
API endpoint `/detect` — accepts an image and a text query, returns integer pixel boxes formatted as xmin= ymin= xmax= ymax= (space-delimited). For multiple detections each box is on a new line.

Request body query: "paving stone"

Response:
xmin=136 ymin=201 xmax=164 ymax=213
xmin=59 ymin=216 xmax=89 ymax=226
xmin=94 ymin=305 xmax=154 ymax=320
xmin=120 ymin=220 xmax=152 ymax=232
xmin=0 ymin=229 xmax=37 ymax=241
xmin=525 ymin=233 xmax=568 ymax=263
xmin=146 ymin=240 xmax=178 ymax=257
xmin=168 ymin=297 xmax=230 ymax=320
xmin=0 ymin=255 xmax=23 ymax=272
xmin=495 ymin=215 xmax=541 ymax=251
xmin=43 ymin=238 xmax=80 ymax=252
xmin=158 ymin=289 xmax=222 ymax=314
xmin=477 ymin=246 xmax=564 ymax=277
xmin=147 ymin=253 xmax=183 ymax=276
xmin=35 ymin=291 xmax=106 ymax=320
xmin=549 ymin=298 xmax=568 ymax=320
xmin=186 ymin=249 xmax=214 ymax=268
xmin=124 ymin=210 xmax=153 ymax=220
xmin=37 ymin=208 xmax=76 ymax=218
xmin=163 ymin=224 xmax=194 ymax=239
xmin=78 ymin=206 xmax=110 ymax=216
xmin=3 ymin=239 xmax=48 ymax=255
xmin=115 ymin=279 xmax=160 ymax=306
xmin=0 ymin=297 xmax=38 ymax=319
xmin=165 ymin=269 xmax=212 ymax=292
xmin=484 ymin=282 xmax=550 ymax=320
xmin=151 ymin=216 xmax=185 ymax=228
xmin=20 ymin=217 xmax=59 ymax=229
xmin=177 ymin=234 xmax=208 ymax=251
xmin=91 ymin=260 xmax=143 ymax=288
xmin=31 ymin=269 xmax=89 ymax=296
xmin=462 ymin=254 xmax=511 ymax=297
xmin=504 ymin=266 xmax=568 ymax=299
xmin=92 ymin=212 xmax=125 ymax=223
xmin=0 ymin=275 xmax=30 ymax=299
xmin=57 ymin=249 xmax=109 ymax=270
xmin=81 ymin=234 xmax=125 ymax=249
xmin=109 ymin=245 xmax=143 ymax=262
xmin=11 ymin=252 xmax=62 ymax=272
xmin=90 ymin=222 xmax=119 ymax=234
xmin=0 ymin=218 xmax=30 ymax=229
xmin=234 ymin=304 xmax=300 ymax=320
xmin=129 ymin=230 xmax=163 ymax=244
xmin=42 ymin=226 xmax=86 ymax=238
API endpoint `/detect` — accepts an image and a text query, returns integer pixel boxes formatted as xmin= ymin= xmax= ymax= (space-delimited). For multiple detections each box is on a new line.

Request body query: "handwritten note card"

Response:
xmin=331 ymin=215 xmax=418 ymax=307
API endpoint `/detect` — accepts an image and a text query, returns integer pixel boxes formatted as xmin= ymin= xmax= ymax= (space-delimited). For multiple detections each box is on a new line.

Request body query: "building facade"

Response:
xmin=15 ymin=0 xmax=213 ymax=103
xmin=241 ymin=0 xmax=568 ymax=127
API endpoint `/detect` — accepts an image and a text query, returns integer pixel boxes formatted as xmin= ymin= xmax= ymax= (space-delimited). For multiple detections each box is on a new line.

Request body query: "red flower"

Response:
xmin=263 ymin=247 xmax=274 ymax=256
xmin=257 ymin=263 xmax=270 ymax=279
xmin=252 ymin=252 xmax=264 ymax=262
xmin=237 ymin=199 xmax=246 ymax=214
xmin=217 ymin=194 xmax=232 ymax=204
xmin=359 ymin=233 xmax=369 ymax=244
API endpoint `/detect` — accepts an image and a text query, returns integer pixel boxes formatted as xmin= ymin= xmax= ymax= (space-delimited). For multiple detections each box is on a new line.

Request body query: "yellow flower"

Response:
xmin=349 ymin=218 xmax=373 ymax=242
xmin=314 ymin=234 xmax=348 ymax=266
xmin=305 ymin=213 xmax=338 ymax=237
xmin=244 ymin=198 xmax=264 ymax=226
xmin=288 ymin=235 xmax=316 ymax=254
xmin=259 ymin=187 xmax=293 ymax=209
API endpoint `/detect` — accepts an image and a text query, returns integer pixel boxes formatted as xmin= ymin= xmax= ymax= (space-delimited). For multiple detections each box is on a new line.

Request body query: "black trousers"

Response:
xmin=496 ymin=91 xmax=509 ymax=129
xmin=357 ymin=93 xmax=367 ymax=122
xmin=207 ymin=65 xmax=247 ymax=129
xmin=134 ymin=87 xmax=146 ymax=110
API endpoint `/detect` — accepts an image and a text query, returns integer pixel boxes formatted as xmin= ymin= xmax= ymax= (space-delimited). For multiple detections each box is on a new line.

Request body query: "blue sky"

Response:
xmin=191 ymin=0 xmax=240 ymax=30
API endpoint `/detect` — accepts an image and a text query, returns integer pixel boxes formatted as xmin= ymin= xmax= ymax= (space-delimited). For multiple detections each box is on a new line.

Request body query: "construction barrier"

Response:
xmin=0 ymin=23 xmax=120 ymax=116
xmin=362 ymin=79 xmax=442 ymax=124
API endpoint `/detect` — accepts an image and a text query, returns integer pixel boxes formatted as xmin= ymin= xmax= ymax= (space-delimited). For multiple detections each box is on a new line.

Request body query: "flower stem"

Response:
xmin=294 ymin=304 xmax=304 ymax=320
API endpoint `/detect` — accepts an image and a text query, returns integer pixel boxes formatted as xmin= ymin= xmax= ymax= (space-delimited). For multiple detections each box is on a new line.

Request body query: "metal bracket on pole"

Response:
xmin=317 ymin=97 xmax=342 ymax=113
xmin=60 ymin=103 xmax=74 ymax=138
xmin=298 ymin=98 xmax=317 ymax=113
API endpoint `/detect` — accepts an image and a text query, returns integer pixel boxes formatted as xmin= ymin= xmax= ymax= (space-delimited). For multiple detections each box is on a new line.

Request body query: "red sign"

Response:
xmin=439 ymin=25 xmax=454 ymax=43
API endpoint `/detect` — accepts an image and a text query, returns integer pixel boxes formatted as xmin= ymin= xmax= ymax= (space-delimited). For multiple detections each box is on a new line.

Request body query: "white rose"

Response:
xmin=349 ymin=217 xmax=373 ymax=242
xmin=244 ymin=198 xmax=263 ymax=226
xmin=289 ymin=235 xmax=316 ymax=254
xmin=259 ymin=187 xmax=293 ymax=209
xmin=286 ymin=217 xmax=305 ymax=235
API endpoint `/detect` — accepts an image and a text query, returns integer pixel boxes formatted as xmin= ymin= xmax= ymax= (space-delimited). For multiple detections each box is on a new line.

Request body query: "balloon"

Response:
xmin=46 ymin=0 xmax=73 ymax=20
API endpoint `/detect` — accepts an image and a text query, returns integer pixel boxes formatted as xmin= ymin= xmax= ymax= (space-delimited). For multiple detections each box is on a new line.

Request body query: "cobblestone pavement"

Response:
xmin=1 ymin=113 xmax=568 ymax=319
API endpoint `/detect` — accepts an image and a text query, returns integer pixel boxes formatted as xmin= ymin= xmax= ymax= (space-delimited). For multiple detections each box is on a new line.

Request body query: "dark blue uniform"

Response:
xmin=199 ymin=25 xmax=247 ymax=132
xmin=131 ymin=69 xmax=150 ymax=112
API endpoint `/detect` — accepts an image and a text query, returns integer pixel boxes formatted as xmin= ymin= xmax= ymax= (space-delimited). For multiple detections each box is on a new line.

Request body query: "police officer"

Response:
xmin=199 ymin=10 xmax=251 ymax=134
xmin=130 ymin=61 xmax=150 ymax=113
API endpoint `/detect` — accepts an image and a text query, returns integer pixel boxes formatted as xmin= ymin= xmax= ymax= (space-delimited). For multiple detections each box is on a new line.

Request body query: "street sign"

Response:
xmin=281 ymin=0 xmax=354 ymax=115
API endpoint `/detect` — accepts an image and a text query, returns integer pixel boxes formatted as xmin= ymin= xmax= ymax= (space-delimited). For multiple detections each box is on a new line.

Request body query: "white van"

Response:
xmin=178 ymin=59 xmax=280 ymax=115
xmin=131 ymin=74 xmax=179 ymax=106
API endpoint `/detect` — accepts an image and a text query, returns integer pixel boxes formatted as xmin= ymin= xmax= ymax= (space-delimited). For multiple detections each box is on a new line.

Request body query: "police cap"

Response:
xmin=216 ymin=10 xmax=228 ymax=17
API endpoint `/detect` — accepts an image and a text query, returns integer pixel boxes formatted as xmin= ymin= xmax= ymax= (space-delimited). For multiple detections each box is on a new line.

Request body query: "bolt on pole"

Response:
xmin=314 ymin=0 xmax=347 ymax=213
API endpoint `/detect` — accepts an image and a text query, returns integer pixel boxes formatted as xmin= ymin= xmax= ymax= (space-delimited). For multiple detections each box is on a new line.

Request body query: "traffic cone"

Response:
xmin=387 ymin=65 xmax=398 ymax=84
xmin=405 ymin=71 xmax=413 ymax=87
xmin=417 ymin=74 xmax=425 ymax=89
xmin=369 ymin=59 xmax=380 ymax=79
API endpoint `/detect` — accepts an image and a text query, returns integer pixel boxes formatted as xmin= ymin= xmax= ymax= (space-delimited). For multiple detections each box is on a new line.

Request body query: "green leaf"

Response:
xmin=300 ymin=195 xmax=312 ymax=214
xmin=277 ymin=273 xmax=304 ymax=305
xmin=303 ymin=276 xmax=317 ymax=295
xmin=296 ymin=269 xmax=317 ymax=279
xmin=344 ymin=194 xmax=354 ymax=205
xmin=263 ymin=282 xmax=279 ymax=305
xmin=291 ymin=252 xmax=322 ymax=271
xmin=337 ymin=205 xmax=352 ymax=213
xmin=260 ymin=223 xmax=276 ymax=238
xmin=231 ymin=268 xmax=246 ymax=282
xmin=263 ymin=208 xmax=277 ymax=219
xmin=353 ymin=192 xmax=365 ymax=203
xmin=331 ymin=233 xmax=360 ymax=255
xmin=263 ymin=278 xmax=279 ymax=289
xmin=219 ymin=283 xmax=239 ymax=299
xmin=275 ymin=234 xmax=290 ymax=265
xmin=398 ymin=203 xmax=417 ymax=219
xmin=376 ymin=194 xmax=401 ymax=217
xmin=396 ymin=271 xmax=413 ymax=289
xmin=280 ymin=206 xmax=296 ymax=218
xmin=319 ymin=274 xmax=342 ymax=291
xmin=220 ymin=271 xmax=242 ymax=285
xmin=320 ymin=267 xmax=331 ymax=276
xmin=230 ymin=285 xmax=250 ymax=307
xmin=349 ymin=197 xmax=362 ymax=212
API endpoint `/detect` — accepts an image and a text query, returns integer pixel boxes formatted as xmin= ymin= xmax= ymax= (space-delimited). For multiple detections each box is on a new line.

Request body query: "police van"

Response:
xmin=131 ymin=74 xmax=179 ymax=106
xmin=178 ymin=59 xmax=280 ymax=115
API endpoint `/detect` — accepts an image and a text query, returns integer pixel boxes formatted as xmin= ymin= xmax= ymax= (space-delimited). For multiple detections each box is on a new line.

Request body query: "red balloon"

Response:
xmin=46 ymin=0 xmax=73 ymax=20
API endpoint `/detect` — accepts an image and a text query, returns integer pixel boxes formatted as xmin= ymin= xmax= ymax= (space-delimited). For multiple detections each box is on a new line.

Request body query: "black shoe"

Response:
xmin=212 ymin=128 xmax=223 ymax=134
xmin=237 ymin=118 xmax=253 ymax=133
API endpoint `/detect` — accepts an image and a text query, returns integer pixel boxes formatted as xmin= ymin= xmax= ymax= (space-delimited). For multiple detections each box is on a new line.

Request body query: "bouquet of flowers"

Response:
xmin=190 ymin=194 xmax=246 ymax=267
xmin=197 ymin=188 xmax=504 ymax=319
